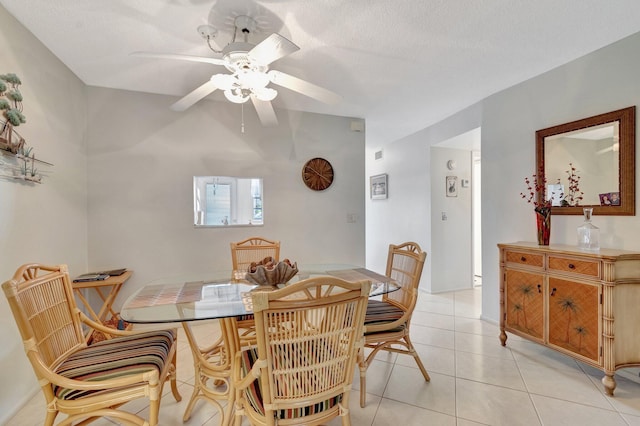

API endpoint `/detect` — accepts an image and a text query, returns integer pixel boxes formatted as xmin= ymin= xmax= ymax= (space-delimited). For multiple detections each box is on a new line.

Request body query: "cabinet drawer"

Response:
xmin=504 ymin=250 xmax=544 ymax=268
xmin=548 ymin=256 xmax=600 ymax=278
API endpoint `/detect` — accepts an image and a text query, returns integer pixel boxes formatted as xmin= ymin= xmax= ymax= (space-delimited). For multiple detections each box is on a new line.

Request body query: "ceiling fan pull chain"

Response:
xmin=241 ymin=103 xmax=245 ymax=134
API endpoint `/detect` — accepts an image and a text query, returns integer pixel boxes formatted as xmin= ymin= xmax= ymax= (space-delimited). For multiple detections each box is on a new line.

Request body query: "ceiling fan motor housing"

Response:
xmin=222 ymin=42 xmax=268 ymax=73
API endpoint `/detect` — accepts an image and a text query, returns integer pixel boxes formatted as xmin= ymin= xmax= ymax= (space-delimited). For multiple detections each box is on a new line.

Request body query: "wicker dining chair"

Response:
xmin=358 ymin=242 xmax=430 ymax=407
xmin=233 ymin=276 xmax=371 ymax=426
xmin=2 ymin=263 xmax=181 ymax=426
xmin=230 ymin=237 xmax=281 ymax=339
xmin=230 ymin=236 xmax=281 ymax=273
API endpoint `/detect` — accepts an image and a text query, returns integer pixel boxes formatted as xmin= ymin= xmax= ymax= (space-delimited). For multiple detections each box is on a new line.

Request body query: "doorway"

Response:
xmin=472 ymin=151 xmax=482 ymax=286
xmin=429 ymin=127 xmax=481 ymax=292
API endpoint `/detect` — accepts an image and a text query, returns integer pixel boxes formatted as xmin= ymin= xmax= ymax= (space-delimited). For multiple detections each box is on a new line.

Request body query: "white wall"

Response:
xmin=365 ymin=104 xmax=483 ymax=288
xmin=86 ymin=87 xmax=366 ymax=307
xmin=365 ymin=135 xmax=430 ymax=277
xmin=5 ymin=0 xmax=640 ymax=419
xmin=0 ymin=6 xmax=88 ymax=422
xmin=481 ymin=30 xmax=640 ymax=323
xmin=430 ymin=147 xmax=473 ymax=292
xmin=367 ymin=30 xmax=640 ymax=326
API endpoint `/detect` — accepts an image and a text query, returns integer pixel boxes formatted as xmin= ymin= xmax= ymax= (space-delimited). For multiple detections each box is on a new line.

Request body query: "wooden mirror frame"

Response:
xmin=536 ymin=106 xmax=636 ymax=216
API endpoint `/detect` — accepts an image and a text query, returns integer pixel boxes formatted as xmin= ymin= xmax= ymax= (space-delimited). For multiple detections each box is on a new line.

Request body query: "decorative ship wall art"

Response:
xmin=0 ymin=73 xmax=52 ymax=183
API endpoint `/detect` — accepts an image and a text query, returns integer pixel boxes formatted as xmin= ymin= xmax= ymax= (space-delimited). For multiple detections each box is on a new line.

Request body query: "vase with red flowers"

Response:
xmin=521 ymin=170 xmax=552 ymax=245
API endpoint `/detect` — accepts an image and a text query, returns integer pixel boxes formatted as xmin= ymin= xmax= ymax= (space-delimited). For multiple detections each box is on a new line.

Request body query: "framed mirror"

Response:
xmin=193 ymin=176 xmax=263 ymax=227
xmin=536 ymin=106 xmax=635 ymax=215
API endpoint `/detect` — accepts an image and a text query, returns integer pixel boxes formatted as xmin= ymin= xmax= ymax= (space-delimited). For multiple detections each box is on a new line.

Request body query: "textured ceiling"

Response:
xmin=3 ymin=0 xmax=640 ymax=145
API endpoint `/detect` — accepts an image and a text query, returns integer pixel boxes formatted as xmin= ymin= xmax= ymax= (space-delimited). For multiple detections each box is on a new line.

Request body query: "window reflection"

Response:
xmin=194 ymin=176 xmax=263 ymax=227
xmin=544 ymin=122 xmax=619 ymax=206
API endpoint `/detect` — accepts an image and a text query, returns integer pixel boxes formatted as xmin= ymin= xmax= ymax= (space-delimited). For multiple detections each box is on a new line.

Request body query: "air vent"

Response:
xmin=374 ymin=150 xmax=383 ymax=160
xmin=350 ymin=120 xmax=365 ymax=132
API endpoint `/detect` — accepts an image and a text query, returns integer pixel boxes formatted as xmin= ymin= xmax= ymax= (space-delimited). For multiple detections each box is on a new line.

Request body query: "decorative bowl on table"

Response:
xmin=245 ymin=257 xmax=298 ymax=288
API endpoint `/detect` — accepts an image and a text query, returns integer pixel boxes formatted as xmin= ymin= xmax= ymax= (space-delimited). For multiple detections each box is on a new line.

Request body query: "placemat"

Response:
xmin=126 ymin=281 xmax=203 ymax=308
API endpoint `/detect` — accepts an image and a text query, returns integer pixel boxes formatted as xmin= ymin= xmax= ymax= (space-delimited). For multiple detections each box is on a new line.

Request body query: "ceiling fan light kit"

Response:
xmin=132 ymin=14 xmax=341 ymax=128
xmin=209 ymin=73 xmax=235 ymax=90
xmin=224 ymin=88 xmax=249 ymax=104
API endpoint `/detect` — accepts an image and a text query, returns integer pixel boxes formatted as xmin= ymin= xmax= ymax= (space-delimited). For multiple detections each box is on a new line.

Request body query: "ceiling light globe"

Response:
xmin=239 ymin=70 xmax=270 ymax=89
xmin=254 ymin=87 xmax=278 ymax=101
xmin=224 ymin=89 xmax=250 ymax=104
xmin=211 ymin=74 xmax=236 ymax=90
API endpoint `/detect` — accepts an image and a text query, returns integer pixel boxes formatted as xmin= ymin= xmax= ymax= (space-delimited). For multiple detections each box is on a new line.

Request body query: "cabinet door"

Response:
xmin=505 ymin=270 xmax=544 ymax=340
xmin=548 ymin=277 xmax=600 ymax=363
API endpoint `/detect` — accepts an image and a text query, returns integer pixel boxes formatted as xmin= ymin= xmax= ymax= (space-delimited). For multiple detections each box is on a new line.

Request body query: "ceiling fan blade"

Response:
xmin=248 ymin=33 xmax=299 ymax=66
xmin=170 ymin=80 xmax=218 ymax=111
xmin=131 ymin=51 xmax=227 ymax=66
xmin=268 ymin=70 xmax=341 ymax=104
xmin=250 ymin=96 xmax=278 ymax=126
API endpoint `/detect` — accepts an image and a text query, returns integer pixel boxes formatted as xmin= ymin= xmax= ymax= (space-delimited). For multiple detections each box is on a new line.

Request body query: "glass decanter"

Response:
xmin=577 ymin=207 xmax=600 ymax=250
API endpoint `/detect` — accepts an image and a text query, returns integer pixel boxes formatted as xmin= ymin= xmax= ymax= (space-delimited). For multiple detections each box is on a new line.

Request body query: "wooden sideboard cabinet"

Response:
xmin=499 ymin=242 xmax=640 ymax=395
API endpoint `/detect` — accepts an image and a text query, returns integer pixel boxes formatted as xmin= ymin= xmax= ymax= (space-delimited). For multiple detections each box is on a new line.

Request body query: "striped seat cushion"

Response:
xmin=237 ymin=313 xmax=255 ymax=322
xmin=239 ymin=346 xmax=342 ymax=419
xmin=53 ymin=329 xmax=176 ymax=400
xmin=364 ymin=300 xmax=406 ymax=334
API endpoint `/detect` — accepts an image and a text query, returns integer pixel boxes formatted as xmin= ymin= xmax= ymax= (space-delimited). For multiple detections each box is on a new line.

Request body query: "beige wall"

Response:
xmin=85 ymin=86 xmax=366 ymax=307
xmin=0 ymin=6 xmax=89 ymax=421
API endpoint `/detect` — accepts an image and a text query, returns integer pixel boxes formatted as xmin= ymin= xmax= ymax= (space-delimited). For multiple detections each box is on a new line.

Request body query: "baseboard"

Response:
xmin=1 ymin=385 xmax=40 ymax=424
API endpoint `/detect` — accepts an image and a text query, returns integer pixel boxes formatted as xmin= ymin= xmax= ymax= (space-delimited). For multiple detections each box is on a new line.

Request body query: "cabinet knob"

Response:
xmin=520 ymin=256 xmax=526 ymax=262
xmin=551 ymin=287 xmax=557 ymax=296
xmin=568 ymin=263 xmax=575 ymax=269
xmin=537 ymin=284 xmax=542 ymax=293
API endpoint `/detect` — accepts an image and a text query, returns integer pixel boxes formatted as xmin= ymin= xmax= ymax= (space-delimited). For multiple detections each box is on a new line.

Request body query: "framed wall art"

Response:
xmin=446 ymin=176 xmax=458 ymax=197
xmin=370 ymin=173 xmax=388 ymax=199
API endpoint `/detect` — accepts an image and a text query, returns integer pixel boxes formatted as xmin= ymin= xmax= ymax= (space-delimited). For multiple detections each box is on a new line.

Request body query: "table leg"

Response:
xmin=95 ymin=284 xmax=123 ymax=321
xmin=73 ymin=288 xmax=102 ymax=342
xmin=221 ymin=318 xmax=240 ymax=426
xmin=74 ymin=289 xmax=98 ymax=320
xmin=73 ymin=283 xmax=125 ymax=343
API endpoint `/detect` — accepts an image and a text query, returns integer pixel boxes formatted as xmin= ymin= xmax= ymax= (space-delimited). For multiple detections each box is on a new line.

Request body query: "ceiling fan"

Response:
xmin=132 ymin=15 xmax=341 ymax=127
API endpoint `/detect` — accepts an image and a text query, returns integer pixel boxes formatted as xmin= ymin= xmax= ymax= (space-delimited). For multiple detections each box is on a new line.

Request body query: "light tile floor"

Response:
xmin=9 ymin=286 xmax=640 ymax=425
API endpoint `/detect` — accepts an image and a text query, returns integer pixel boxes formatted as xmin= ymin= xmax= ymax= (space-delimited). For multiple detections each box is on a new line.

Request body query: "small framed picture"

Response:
xmin=610 ymin=192 xmax=620 ymax=205
xmin=599 ymin=193 xmax=612 ymax=206
xmin=370 ymin=173 xmax=388 ymax=199
xmin=599 ymin=192 xmax=620 ymax=206
xmin=446 ymin=176 xmax=458 ymax=197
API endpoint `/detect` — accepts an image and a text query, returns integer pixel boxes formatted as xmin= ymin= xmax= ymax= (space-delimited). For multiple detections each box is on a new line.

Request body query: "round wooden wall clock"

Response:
xmin=302 ymin=157 xmax=334 ymax=191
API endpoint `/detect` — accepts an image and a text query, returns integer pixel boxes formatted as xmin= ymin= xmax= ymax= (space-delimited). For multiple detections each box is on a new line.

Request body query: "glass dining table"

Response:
xmin=120 ymin=264 xmax=398 ymax=324
xmin=119 ymin=265 xmax=398 ymax=426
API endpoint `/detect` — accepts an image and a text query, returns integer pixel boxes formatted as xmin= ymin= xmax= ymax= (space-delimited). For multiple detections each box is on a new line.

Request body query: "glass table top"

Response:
xmin=121 ymin=265 xmax=398 ymax=324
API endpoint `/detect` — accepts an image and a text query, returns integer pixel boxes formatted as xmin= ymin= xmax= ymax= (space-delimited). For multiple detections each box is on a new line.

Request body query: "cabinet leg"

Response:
xmin=602 ymin=373 xmax=616 ymax=396
xmin=499 ymin=329 xmax=507 ymax=346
